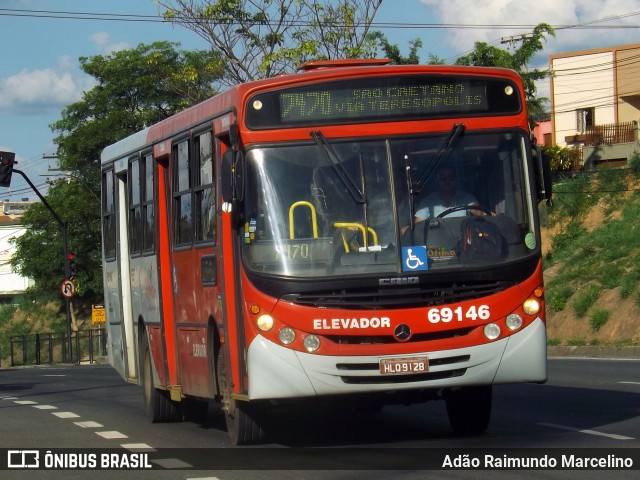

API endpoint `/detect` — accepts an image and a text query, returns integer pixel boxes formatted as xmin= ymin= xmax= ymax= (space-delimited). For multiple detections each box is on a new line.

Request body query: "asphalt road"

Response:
xmin=1 ymin=358 xmax=639 ymax=479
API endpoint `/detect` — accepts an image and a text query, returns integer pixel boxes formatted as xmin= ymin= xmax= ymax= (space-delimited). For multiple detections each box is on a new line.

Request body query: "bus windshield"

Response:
xmin=242 ymin=130 xmax=536 ymax=277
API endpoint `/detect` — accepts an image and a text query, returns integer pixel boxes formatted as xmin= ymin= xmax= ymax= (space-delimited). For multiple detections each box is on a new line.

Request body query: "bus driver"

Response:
xmin=414 ymin=164 xmax=479 ymax=221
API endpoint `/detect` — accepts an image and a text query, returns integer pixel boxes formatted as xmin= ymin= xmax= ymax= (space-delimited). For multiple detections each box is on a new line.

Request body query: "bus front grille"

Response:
xmin=281 ymin=280 xmax=512 ymax=310
xmin=325 ymin=327 xmax=476 ymax=345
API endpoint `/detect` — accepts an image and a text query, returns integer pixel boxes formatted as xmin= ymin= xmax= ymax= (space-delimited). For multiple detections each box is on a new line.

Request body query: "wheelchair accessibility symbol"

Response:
xmin=402 ymin=246 xmax=428 ymax=272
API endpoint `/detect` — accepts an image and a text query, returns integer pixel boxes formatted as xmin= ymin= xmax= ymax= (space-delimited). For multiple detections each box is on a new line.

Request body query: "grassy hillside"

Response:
xmin=542 ymin=165 xmax=640 ymax=345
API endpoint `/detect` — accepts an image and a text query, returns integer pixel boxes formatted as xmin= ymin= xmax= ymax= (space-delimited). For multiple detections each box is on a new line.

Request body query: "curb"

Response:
xmin=548 ymin=345 xmax=640 ymax=359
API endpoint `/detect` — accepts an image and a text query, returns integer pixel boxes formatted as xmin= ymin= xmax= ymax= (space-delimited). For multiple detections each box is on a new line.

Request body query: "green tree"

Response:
xmin=12 ymin=41 xmax=223 ymax=314
xmin=372 ymin=33 xmax=423 ymax=64
xmin=369 ymin=34 xmax=447 ymax=65
xmin=454 ymin=23 xmax=555 ymax=122
xmin=157 ymin=0 xmax=383 ymax=85
xmin=11 ymin=181 xmax=101 ymax=301
xmin=52 ymin=41 xmax=223 ymax=186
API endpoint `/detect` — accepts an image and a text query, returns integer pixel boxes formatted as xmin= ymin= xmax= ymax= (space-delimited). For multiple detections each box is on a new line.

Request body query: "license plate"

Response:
xmin=379 ymin=356 xmax=429 ymax=375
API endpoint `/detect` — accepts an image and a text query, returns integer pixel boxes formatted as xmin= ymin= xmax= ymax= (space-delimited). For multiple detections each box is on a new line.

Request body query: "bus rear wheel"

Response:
xmin=216 ymin=347 xmax=266 ymax=445
xmin=445 ymin=385 xmax=492 ymax=435
xmin=141 ymin=331 xmax=179 ymax=422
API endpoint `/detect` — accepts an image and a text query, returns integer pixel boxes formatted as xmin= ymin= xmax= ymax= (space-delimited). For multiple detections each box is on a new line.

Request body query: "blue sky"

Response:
xmin=1 ymin=0 xmax=639 ymax=202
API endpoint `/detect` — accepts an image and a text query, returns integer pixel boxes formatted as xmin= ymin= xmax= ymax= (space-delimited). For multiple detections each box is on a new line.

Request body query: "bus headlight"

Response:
xmin=523 ymin=298 xmax=541 ymax=316
xmin=484 ymin=323 xmax=501 ymax=340
xmin=278 ymin=327 xmax=296 ymax=345
xmin=303 ymin=335 xmax=320 ymax=352
xmin=256 ymin=314 xmax=274 ymax=332
xmin=506 ymin=313 xmax=523 ymax=331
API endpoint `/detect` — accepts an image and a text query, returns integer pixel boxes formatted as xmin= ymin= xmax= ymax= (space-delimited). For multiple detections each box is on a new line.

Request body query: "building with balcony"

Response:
xmin=549 ymin=43 xmax=640 ymax=169
xmin=0 ymin=201 xmax=35 ymax=303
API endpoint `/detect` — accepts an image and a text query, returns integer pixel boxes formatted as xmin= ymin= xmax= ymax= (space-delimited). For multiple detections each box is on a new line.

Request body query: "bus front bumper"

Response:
xmin=246 ymin=317 xmax=547 ymax=400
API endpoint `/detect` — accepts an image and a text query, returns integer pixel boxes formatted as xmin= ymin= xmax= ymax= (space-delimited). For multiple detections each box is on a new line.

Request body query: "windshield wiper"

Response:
xmin=412 ymin=123 xmax=466 ymax=195
xmin=404 ymin=153 xmax=416 ymax=231
xmin=310 ymin=130 xmax=366 ymax=205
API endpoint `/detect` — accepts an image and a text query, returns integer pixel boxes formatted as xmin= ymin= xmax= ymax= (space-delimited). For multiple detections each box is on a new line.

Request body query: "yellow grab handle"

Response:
xmin=289 ymin=201 xmax=318 ymax=239
xmin=333 ymin=222 xmax=378 ymax=251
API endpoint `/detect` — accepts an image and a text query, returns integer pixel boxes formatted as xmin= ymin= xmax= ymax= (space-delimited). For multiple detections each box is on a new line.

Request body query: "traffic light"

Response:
xmin=0 ymin=151 xmax=16 ymax=188
xmin=67 ymin=252 xmax=77 ymax=279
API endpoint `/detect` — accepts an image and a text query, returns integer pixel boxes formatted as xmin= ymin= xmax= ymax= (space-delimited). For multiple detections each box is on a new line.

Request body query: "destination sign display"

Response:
xmin=246 ymin=75 xmax=521 ymax=129
xmin=280 ymin=82 xmax=486 ymax=121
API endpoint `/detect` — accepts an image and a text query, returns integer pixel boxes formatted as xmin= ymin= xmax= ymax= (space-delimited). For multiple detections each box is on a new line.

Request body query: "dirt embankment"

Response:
xmin=542 ymin=193 xmax=640 ymax=345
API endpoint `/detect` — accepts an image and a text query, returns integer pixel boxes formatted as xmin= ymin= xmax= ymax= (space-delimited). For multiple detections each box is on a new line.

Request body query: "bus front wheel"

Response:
xmin=216 ymin=347 xmax=266 ymax=445
xmin=445 ymin=385 xmax=492 ymax=435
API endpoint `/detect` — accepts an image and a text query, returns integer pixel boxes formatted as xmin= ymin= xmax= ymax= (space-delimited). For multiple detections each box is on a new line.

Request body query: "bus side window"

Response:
xmin=194 ymin=131 xmax=215 ymax=243
xmin=102 ymin=169 xmax=117 ymax=261
xmin=128 ymin=157 xmax=142 ymax=255
xmin=173 ymin=139 xmax=193 ymax=246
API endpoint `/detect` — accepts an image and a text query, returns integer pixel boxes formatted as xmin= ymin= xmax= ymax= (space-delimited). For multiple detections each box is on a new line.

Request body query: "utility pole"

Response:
xmin=500 ymin=33 xmax=533 ymax=48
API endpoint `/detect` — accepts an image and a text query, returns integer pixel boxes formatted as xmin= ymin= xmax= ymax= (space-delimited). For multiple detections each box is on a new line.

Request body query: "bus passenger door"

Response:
xmin=103 ymin=163 xmax=137 ymax=381
xmin=167 ymin=132 xmax=217 ymax=399
xmin=114 ymin=166 xmax=137 ymax=381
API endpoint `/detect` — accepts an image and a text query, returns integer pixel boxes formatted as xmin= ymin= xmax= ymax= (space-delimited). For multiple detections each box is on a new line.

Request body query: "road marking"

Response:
xmin=539 ymin=422 xmax=635 ymax=440
xmin=619 ymin=381 xmax=640 ymax=385
xmin=52 ymin=411 xmax=80 ymax=419
xmin=33 ymin=405 xmax=58 ymax=410
xmin=14 ymin=400 xmax=38 ymax=405
xmin=1 ymin=396 xmax=18 ymax=400
xmin=96 ymin=431 xmax=128 ymax=439
xmin=74 ymin=421 xmax=103 ymax=428
xmin=122 ymin=443 xmax=156 ymax=452
xmin=43 ymin=375 xmax=67 ymax=377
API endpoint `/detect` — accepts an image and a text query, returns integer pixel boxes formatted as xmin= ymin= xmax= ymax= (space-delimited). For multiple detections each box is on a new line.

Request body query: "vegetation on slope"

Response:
xmin=543 ymin=153 xmax=640 ymax=345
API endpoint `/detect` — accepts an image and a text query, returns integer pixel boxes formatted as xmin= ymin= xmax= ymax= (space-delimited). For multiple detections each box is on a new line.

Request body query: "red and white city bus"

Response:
xmin=100 ymin=59 xmax=552 ymax=445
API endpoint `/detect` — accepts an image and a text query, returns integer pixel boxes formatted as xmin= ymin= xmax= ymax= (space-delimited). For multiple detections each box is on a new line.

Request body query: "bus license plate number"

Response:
xmin=379 ymin=357 xmax=428 ymax=375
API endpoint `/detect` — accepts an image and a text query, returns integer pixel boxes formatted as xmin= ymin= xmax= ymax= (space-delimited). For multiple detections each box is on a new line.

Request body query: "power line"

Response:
xmin=0 ymin=7 xmax=639 ymax=31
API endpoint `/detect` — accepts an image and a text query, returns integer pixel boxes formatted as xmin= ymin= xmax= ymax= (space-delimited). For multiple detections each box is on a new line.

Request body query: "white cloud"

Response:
xmin=90 ymin=32 xmax=130 ymax=55
xmin=0 ymin=30 xmax=129 ymax=115
xmin=0 ymin=67 xmax=95 ymax=114
xmin=420 ymin=0 xmax=640 ymax=61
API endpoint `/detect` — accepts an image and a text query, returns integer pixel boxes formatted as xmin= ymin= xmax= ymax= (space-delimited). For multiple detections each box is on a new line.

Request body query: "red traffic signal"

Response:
xmin=66 ymin=252 xmax=77 ymax=278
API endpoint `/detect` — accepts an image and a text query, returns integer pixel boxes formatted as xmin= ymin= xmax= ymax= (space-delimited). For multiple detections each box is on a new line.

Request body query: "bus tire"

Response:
xmin=445 ymin=385 xmax=492 ymax=435
xmin=216 ymin=347 xmax=266 ymax=445
xmin=141 ymin=331 xmax=179 ymax=423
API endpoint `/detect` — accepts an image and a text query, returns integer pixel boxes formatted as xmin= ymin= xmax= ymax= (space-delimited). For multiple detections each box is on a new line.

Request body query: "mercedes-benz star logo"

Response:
xmin=394 ymin=323 xmax=412 ymax=342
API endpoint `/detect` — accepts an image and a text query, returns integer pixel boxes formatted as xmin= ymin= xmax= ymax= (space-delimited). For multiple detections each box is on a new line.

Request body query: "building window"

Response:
xmin=577 ymin=108 xmax=594 ymax=133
